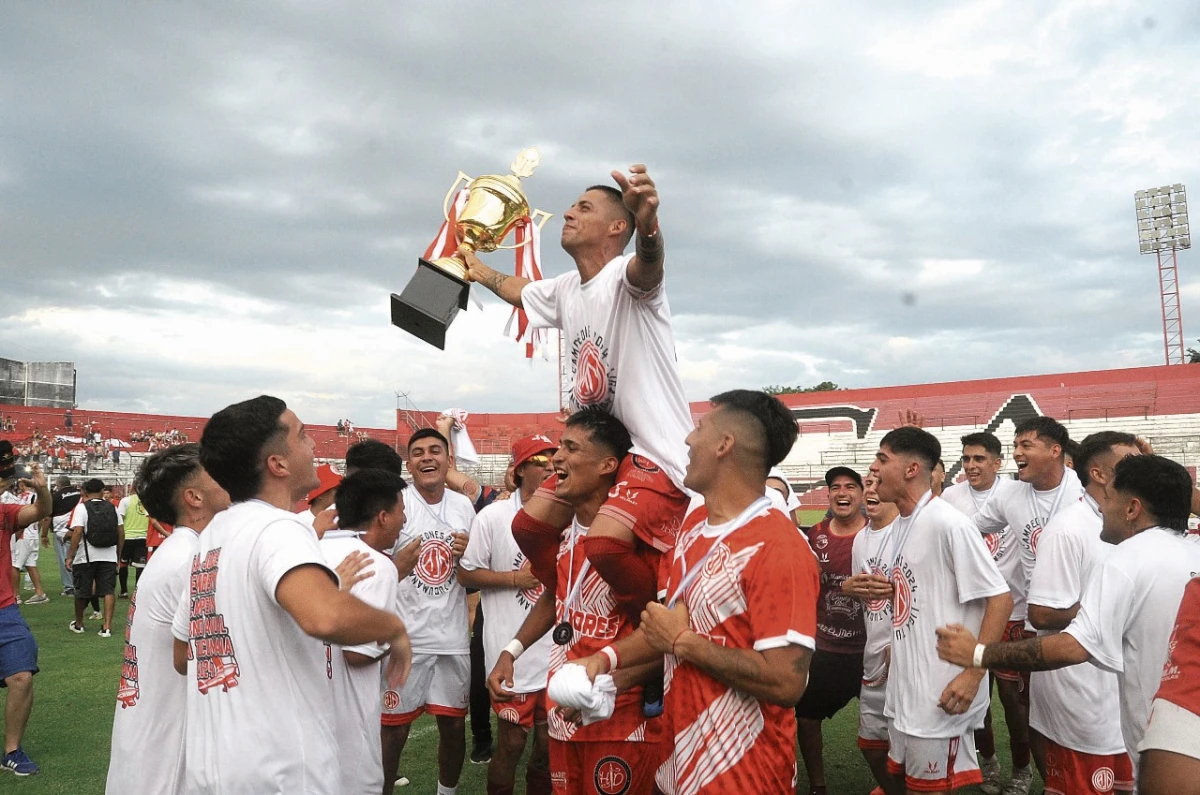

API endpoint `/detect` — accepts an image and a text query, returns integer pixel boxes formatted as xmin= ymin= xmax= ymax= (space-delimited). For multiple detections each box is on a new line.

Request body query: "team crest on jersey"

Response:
xmin=1092 ymin=767 xmax=1115 ymax=791
xmin=984 ymin=531 xmax=1002 ymax=559
xmin=570 ymin=327 xmax=616 ymax=411
xmin=1021 ymin=518 xmax=1042 ymax=557
xmin=864 ymin=561 xmax=891 ymax=617
xmin=188 ymin=548 xmax=242 ymax=694
xmin=117 ymin=592 xmax=140 ymax=709
xmin=499 ymin=706 xmax=521 ymax=724
xmin=814 ymin=534 xmax=829 ymax=550
xmin=594 ymin=756 xmax=632 ymax=795
xmin=512 ymin=551 xmax=544 ymax=609
xmin=891 ymin=559 xmax=920 ymax=640
xmin=382 ymin=689 xmax=401 ymax=710
xmin=410 ymin=530 xmax=458 ymax=596
xmin=629 ymin=454 xmax=659 ymax=474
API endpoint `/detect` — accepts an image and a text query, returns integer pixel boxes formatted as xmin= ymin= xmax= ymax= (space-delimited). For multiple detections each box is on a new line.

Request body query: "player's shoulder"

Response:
xmin=746 ymin=509 xmax=817 ymax=559
xmin=443 ymin=488 xmax=476 ymax=515
xmin=474 ymin=495 xmax=516 ymax=524
xmin=941 ymin=480 xmax=970 ymax=501
xmin=926 ymin=496 xmax=974 ymax=527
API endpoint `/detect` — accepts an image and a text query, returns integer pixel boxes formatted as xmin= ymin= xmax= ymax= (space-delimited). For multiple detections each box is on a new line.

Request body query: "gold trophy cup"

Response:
xmin=391 ymin=148 xmax=550 ymax=349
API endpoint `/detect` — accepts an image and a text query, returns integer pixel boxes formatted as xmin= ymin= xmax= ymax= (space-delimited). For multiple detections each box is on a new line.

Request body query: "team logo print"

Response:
xmin=512 ymin=553 xmax=543 ymax=608
xmin=1092 ymin=767 xmax=1115 ymax=792
xmin=188 ymin=547 xmax=241 ymax=694
xmin=865 ymin=564 xmax=890 ymax=614
xmin=891 ymin=565 xmax=915 ymax=631
xmin=984 ymin=532 xmax=1002 ymax=558
xmin=1030 ymin=526 xmax=1042 ymax=555
xmin=382 ymin=690 xmax=400 ymax=710
xmin=703 ymin=542 xmax=731 ymax=578
xmin=570 ymin=327 xmax=616 ymax=411
xmin=814 ymin=534 xmax=829 ymax=550
xmin=118 ymin=593 xmax=140 ymax=708
xmin=629 ymin=454 xmax=659 ymax=474
xmin=594 ymin=756 xmax=632 ymax=795
xmin=416 ymin=538 xmax=455 ymax=587
xmin=499 ymin=707 xmax=521 ymax=724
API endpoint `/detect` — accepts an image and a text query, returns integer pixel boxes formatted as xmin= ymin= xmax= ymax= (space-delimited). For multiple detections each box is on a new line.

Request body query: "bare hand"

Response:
xmin=451 ymin=532 xmax=469 ymax=558
xmin=899 ymin=409 xmax=924 ymax=428
xmin=935 ymin=623 xmax=979 ymax=668
xmin=19 ymin=463 xmax=46 ymax=491
xmin=458 ymin=245 xmax=489 ymax=283
xmin=1135 ymin=436 xmax=1154 ymax=455
xmin=436 ymin=415 xmax=456 ymax=437
xmin=938 ymin=668 xmax=986 ymax=714
xmin=641 ymin=601 xmax=690 ymax=655
xmin=513 ymin=561 xmax=540 ymax=592
xmin=487 ymin=652 xmax=516 ymax=701
xmin=335 ymin=550 xmax=375 ymax=592
xmin=578 ymin=653 xmax=610 ymax=683
xmin=384 ymin=628 xmax=413 ymax=691
xmin=843 ymin=573 xmax=894 ymax=601
xmin=313 ymin=506 xmax=338 ymax=539
xmin=393 ymin=537 xmax=421 ymax=579
xmin=556 ymin=706 xmax=583 ymax=726
xmin=610 ymin=164 xmax=659 ymax=235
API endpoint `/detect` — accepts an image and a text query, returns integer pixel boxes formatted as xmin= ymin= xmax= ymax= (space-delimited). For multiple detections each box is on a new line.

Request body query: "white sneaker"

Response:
xmin=1002 ymin=765 xmax=1033 ymax=795
xmin=88 ymin=610 xmax=103 ymax=620
xmin=24 ymin=594 xmax=49 ymax=605
xmin=979 ymin=756 xmax=1002 ymax=795
xmin=98 ymin=628 xmax=112 ymax=638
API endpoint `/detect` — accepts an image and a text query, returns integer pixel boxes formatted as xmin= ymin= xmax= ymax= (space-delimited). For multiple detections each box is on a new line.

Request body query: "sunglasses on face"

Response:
xmin=525 ymin=454 xmax=551 ymax=466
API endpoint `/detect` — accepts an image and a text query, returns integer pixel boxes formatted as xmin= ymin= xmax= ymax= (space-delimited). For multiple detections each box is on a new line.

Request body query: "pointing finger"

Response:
xmin=610 ymin=170 xmax=631 ymax=192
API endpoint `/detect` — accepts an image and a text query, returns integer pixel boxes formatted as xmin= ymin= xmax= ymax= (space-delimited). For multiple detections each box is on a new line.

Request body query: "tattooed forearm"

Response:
xmin=481 ymin=270 xmax=509 ymax=295
xmin=635 ymin=229 xmax=664 ymax=269
xmin=982 ymin=637 xmax=1066 ymax=672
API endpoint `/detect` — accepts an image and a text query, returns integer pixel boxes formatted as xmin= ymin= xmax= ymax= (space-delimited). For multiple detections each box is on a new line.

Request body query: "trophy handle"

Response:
xmin=442 ymin=172 xmax=473 ymax=222
xmin=495 ymin=209 xmax=554 ymax=251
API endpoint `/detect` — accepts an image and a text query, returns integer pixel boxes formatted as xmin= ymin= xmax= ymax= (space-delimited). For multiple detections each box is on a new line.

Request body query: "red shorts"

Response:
xmin=993 ymin=620 xmax=1035 ymax=691
xmin=1043 ymin=739 xmax=1134 ymax=795
xmin=492 ymin=690 xmax=548 ymax=730
xmin=537 ymin=454 xmax=688 ymax=553
xmin=550 ymin=738 xmax=663 ymax=795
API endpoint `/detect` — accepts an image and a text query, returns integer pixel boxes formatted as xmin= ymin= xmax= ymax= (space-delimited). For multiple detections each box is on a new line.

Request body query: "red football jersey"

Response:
xmin=656 ymin=506 xmax=819 ymax=795
xmin=546 ymin=519 xmax=662 ymax=744
xmin=1155 ymin=575 xmax=1200 ymax=715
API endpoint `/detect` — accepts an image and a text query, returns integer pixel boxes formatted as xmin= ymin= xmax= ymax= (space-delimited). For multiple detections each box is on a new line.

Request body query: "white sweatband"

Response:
xmin=503 ymin=639 xmax=525 ymax=660
xmin=972 ymin=643 xmax=986 ymax=669
xmin=600 ymin=645 xmax=619 ymax=672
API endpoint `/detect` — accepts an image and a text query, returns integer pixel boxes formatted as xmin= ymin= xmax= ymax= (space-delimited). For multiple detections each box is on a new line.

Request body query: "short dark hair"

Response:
xmin=710 ymin=389 xmax=798 ymax=473
xmin=586 ymin=184 xmax=635 ymax=247
xmin=879 ymin=426 xmax=941 ymax=471
xmin=55 ymin=474 xmax=72 ymax=487
xmin=1014 ymin=416 xmax=1070 ymax=449
xmin=83 ymin=477 xmax=106 ymax=495
xmin=136 ymin=443 xmax=203 ymax=526
xmin=200 ymin=395 xmax=288 ymax=503
xmin=346 ymin=439 xmax=404 ymax=476
xmin=1112 ymin=454 xmax=1193 ymax=532
xmin=407 ymin=428 xmax=448 ymax=451
xmin=564 ymin=408 xmax=631 ymax=461
xmin=335 ymin=469 xmax=407 ymax=530
xmin=1074 ymin=431 xmax=1138 ymax=488
xmin=960 ymin=432 xmax=1002 ymax=458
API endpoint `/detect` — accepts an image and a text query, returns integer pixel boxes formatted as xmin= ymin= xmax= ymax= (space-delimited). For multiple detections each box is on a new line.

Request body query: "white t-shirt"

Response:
xmin=2 ymin=490 xmax=37 ymax=541
xmin=886 ymin=495 xmax=1010 ymax=737
xmin=521 ymin=252 xmax=691 ymax=488
xmin=970 ymin=469 xmax=1083 ymax=622
xmin=395 ymin=488 xmax=475 ymax=655
xmin=169 ymin=500 xmax=340 ymax=795
xmin=1025 ymin=495 xmax=1125 ymax=755
xmin=320 ymin=530 xmax=398 ymax=795
xmin=106 ymin=527 xmax=200 ymax=795
xmin=851 ymin=520 xmax=894 ymax=685
xmin=459 ymin=493 xmax=552 ymax=694
xmin=1064 ymin=528 xmax=1200 ymax=762
xmin=69 ymin=499 xmax=120 ymax=564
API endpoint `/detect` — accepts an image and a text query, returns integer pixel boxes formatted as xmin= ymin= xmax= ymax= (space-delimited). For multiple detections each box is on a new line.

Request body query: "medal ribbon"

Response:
xmin=667 ymin=497 xmax=771 ymax=609
xmin=888 ymin=489 xmax=935 ymax=574
xmin=503 ymin=216 xmax=547 ymax=359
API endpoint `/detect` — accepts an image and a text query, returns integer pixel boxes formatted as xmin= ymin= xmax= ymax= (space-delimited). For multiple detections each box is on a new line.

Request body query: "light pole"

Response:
xmin=1135 ymin=184 xmax=1191 ymax=365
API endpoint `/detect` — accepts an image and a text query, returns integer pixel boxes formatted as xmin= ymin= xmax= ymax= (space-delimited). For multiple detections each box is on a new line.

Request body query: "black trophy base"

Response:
xmin=391 ymin=258 xmax=471 ymax=350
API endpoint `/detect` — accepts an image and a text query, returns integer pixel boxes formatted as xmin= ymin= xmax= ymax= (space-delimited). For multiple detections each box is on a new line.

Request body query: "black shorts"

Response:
xmin=795 ymin=648 xmax=864 ymax=720
xmin=73 ymin=561 xmax=117 ymax=598
xmin=121 ymin=538 xmax=148 ymax=565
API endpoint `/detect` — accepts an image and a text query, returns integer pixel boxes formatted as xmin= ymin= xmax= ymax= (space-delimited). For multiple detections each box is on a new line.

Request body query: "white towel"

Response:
xmin=547 ymin=663 xmax=617 ymax=725
xmin=440 ymin=409 xmax=479 ymax=465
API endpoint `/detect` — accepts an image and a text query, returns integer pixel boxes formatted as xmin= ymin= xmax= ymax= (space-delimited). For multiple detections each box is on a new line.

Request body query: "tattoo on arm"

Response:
xmin=482 ymin=270 xmax=510 ymax=295
xmin=982 ymin=637 xmax=1062 ymax=672
xmin=635 ymin=230 xmax=663 ymax=269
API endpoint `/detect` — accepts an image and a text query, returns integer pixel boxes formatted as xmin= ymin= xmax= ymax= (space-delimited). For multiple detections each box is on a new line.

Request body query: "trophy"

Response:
xmin=392 ymin=148 xmax=551 ymax=349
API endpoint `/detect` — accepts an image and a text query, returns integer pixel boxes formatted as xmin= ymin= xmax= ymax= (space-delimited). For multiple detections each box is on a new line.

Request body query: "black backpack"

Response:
xmin=83 ymin=500 xmax=119 ymax=548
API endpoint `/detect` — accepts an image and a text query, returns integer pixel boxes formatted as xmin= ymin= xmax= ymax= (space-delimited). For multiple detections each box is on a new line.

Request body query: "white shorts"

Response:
xmin=381 ymin=652 xmax=469 ymax=726
xmin=858 ymin=682 xmax=889 ymax=749
xmin=11 ymin=538 xmax=39 ymax=569
xmin=887 ymin=722 xmax=982 ymax=792
xmin=1139 ymin=698 xmax=1200 ymax=759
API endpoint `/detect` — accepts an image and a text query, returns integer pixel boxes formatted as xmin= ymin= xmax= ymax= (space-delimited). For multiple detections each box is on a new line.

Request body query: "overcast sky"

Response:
xmin=2 ymin=1 xmax=1197 ymax=428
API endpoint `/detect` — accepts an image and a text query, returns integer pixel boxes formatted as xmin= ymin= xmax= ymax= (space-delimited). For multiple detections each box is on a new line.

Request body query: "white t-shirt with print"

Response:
xmin=970 ymin=469 xmax=1083 ymax=622
xmin=105 ymin=526 xmax=199 ymax=795
xmin=320 ymin=530 xmax=398 ymax=795
xmin=942 ymin=478 xmax=1022 ymax=621
xmin=459 ymin=493 xmax=552 ymax=694
xmin=886 ymin=495 xmax=1010 ymax=738
xmin=2 ymin=490 xmax=37 ymax=541
xmin=1064 ymin=528 xmax=1200 ymax=763
xmin=521 ymin=252 xmax=691 ymax=488
xmin=169 ymin=500 xmax=339 ymax=795
xmin=1026 ymin=495 xmax=1125 ymax=755
xmin=395 ymin=488 xmax=475 ymax=655
xmin=68 ymin=499 xmax=120 ymax=564
xmin=851 ymin=520 xmax=894 ymax=686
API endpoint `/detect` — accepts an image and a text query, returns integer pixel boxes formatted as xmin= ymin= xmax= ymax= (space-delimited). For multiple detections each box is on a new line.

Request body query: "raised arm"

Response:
xmin=16 ymin=468 xmax=51 ymax=528
xmin=611 ymin=164 xmax=664 ymax=293
xmin=461 ymin=246 xmax=528 ymax=308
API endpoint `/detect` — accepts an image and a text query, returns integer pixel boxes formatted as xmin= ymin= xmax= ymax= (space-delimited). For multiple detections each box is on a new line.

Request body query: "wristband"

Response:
xmin=599 ymin=645 xmax=619 ymax=672
xmin=671 ymin=629 xmax=690 ymax=657
xmin=972 ymin=643 xmax=986 ymax=669
xmin=503 ymin=639 xmax=525 ymax=661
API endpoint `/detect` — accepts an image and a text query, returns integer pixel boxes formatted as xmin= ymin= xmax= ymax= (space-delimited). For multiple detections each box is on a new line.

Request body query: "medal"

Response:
xmin=552 ymin=622 xmax=573 ymax=645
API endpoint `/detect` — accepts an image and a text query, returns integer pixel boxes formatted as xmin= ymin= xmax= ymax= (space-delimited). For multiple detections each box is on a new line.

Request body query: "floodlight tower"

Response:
xmin=1134 ymin=184 xmax=1191 ymax=365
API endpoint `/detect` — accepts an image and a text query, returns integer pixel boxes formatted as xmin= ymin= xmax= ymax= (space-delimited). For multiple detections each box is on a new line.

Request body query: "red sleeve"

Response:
xmin=744 ymin=515 xmax=820 ymax=652
xmin=0 ymin=504 xmax=20 ymax=541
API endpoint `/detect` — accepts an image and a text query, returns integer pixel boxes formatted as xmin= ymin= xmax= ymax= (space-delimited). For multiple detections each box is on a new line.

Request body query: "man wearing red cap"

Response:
xmin=459 ymin=434 xmax=557 ymax=795
xmin=295 ymin=464 xmax=343 ymax=534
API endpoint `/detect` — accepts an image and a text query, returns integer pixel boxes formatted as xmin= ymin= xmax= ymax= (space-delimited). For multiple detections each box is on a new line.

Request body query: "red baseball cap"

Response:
xmin=511 ymin=434 xmax=556 ymax=470
xmin=305 ymin=464 xmax=343 ymax=504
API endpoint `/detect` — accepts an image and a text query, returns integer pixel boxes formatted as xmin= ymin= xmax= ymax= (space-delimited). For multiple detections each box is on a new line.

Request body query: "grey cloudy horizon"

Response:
xmin=2 ymin=1 xmax=1198 ymax=428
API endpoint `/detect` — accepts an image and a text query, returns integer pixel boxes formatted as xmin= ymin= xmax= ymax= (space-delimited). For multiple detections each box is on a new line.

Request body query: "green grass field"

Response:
xmin=7 ymin=555 xmax=1029 ymax=793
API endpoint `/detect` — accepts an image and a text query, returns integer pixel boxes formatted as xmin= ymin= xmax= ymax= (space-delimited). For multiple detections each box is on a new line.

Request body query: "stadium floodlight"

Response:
xmin=1134 ymin=183 xmax=1190 ymax=365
